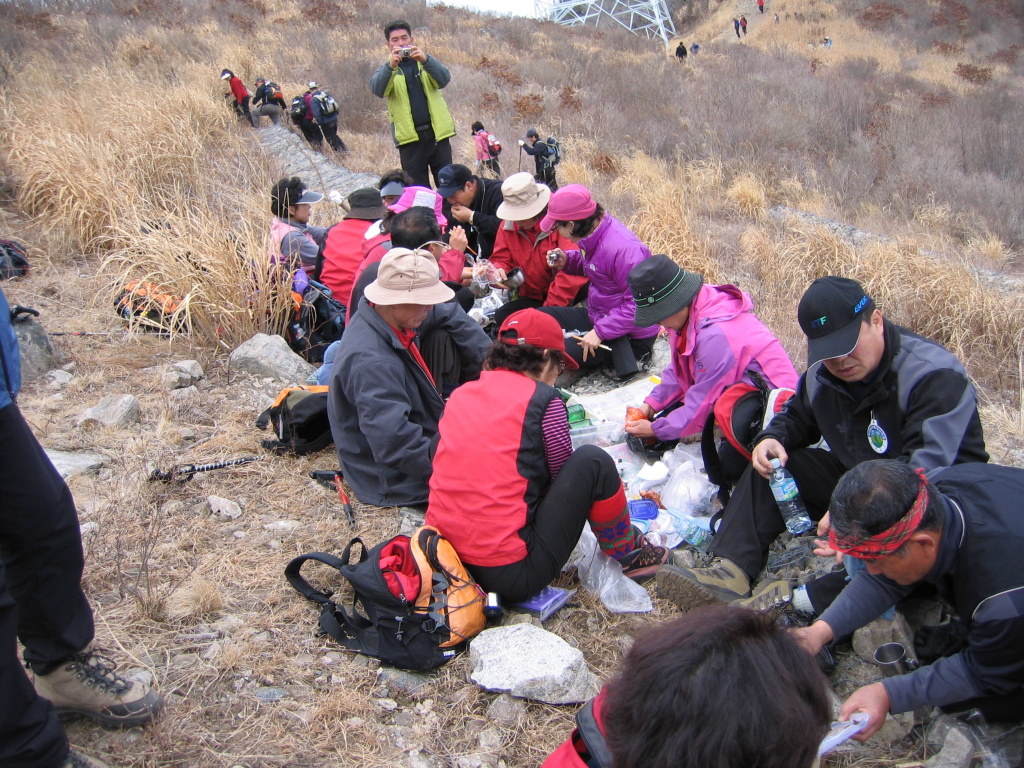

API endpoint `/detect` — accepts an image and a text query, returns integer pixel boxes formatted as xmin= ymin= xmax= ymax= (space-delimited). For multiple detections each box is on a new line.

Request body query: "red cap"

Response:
xmin=498 ymin=309 xmax=579 ymax=369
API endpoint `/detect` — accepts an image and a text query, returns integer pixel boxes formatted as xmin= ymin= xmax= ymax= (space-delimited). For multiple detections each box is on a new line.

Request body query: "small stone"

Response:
xmin=168 ymin=385 xmax=201 ymax=412
xmin=161 ymin=370 xmax=193 ymax=390
xmin=263 ymin=519 xmax=301 ymax=532
xmin=378 ymin=668 xmax=432 ymax=696
xmin=233 ymin=531 xmax=247 ymax=539
xmin=178 ymin=427 xmax=197 ymax=440
xmin=123 ymin=668 xmax=153 ymax=687
xmin=923 ymin=724 xmax=974 ymax=768
xmin=160 ymin=500 xmax=187 ymax=515
xmin=208 ymin=496 xmax=242 ymax=520
xmin=77 ymin=394 xmax=141 ymax=428
xmin=477 ymin=727 xmax=503 ymax=751
xmin=323 ymin=653 xmax=341 ymax=665
xmin=331 ymin=673 xmax=345 ymax=685
xmin=45 ymin=449 xmax=107 ymax=479
xmin=172 ymin=360 xmax=204 ymax=380
xmin=79 ymin=521 xmax=99 ymax=538
xmin=47 ymin=369 xmax=74 ymax=385
xmin=376 ymin=697 xmax=399 ymax=711
xmin=254 ymin=686 xmax=289 ymax=703
xmin=485 ymin=694 xmax=525 ymax=725
xmin=267 ymin=539 xmax=282 ymax=550
xmin=293 ymin=653 xmax=315 ymax=665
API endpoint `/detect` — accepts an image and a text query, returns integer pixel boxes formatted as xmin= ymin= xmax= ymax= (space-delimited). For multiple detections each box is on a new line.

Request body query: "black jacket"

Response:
xmin=448 ymin=177 xmax=503 ymax=260
xmin=756 ymin=320 xmax=988 ymax=472
xmin=327 ymin=297 xmax=490 ymax=507
xmin=821 ymin=463 xmax=1024 ymax=713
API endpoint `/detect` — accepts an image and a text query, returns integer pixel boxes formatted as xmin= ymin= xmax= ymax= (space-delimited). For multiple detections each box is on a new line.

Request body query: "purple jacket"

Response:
xmin=645 ymin=284 xmax=798 ymax=440
xmin=562 ymin=214 xmax=657 ymax=342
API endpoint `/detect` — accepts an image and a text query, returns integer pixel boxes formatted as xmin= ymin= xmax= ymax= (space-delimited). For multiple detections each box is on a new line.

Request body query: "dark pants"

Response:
xmin=300 ymin=122 xmax=322 ymax=148
xmin=492 ymin=282 xmax=589 ymax=330
xmin=398 ymin=128 xmax=453 ymax=189
xmin=709 ymin=446 xmax=846 ymax=581
xmin=536 ymin=305 xmax=655 ymax=379
xmin=468 ymin=445 xmax=622 ymax=603
xmin=233 ymin=96 xmax=255 ymax=127
xmin=318 ymin=121 xmax=348 ymax=153
xmin=0 ymin=403 xmax=94 ymax=768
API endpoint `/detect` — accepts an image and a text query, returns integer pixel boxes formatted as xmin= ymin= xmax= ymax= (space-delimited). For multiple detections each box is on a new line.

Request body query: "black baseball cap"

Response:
xmin=798 ymin=276 xmax=873 ymax=366
xmin=436 ymin=164 xmax=474 ymax=198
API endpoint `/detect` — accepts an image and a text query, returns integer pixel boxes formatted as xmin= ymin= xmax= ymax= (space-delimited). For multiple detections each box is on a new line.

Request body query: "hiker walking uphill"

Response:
xmin=740 ymin=15 xmax=748 ymax=35
xmin=471 ymin=121 xmax=502 ymax=179
xmin=426 ymin=309 xmax=669 ymax=603
xmin=221 ymin=68 xmax=255 ymax=127
xmin=519 ymin=129 xmax=559 ymax=191
xmin=292 ymin=83 xmax=321 ymax=148
xmin=733 ymin=17 xmax=741 ymax=38
xmin=251 ymin=78 xmax=286 ymax=125
xmin=306 ymin=82 xmax=347 ymax=153
xmin=0 ymin=286 xmax=164 ymax=768
xmin=674 ymin=41 xmax=688 ymax=61
xmin=656 ymin=276 xmax=989 ymax=612
xmin=369 ymin=19 xmax=455 ymax=189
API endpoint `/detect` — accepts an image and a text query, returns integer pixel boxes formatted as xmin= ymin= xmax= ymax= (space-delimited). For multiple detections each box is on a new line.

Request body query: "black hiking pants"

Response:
xmin=398 ymin=128 xmax=453 ymax=189
xmin=467 ymin=445 xmax=622 ymax=603
xmin=536 ymin=305 xmax=655 ymax=380
xmin=0 ymin=402 xmax=94 ymax=768
xmin=708 ymin=446 xmax=846 ymax=581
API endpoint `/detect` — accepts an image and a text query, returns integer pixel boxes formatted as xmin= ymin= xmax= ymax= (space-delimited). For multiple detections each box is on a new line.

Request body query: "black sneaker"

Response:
xmin=618 ymin=541 xmax=670 ymax=580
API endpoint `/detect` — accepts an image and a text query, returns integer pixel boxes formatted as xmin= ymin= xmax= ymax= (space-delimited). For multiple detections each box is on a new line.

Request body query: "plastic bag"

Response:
xmin=562 ymin=526 xmax=652 ymax=613
xmin=660 ymin=459 xmax=716 ymax=516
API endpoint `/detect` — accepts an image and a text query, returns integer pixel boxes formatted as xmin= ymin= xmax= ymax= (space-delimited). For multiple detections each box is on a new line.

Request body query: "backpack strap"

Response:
xmin=284 ymin=540 xmax=366 ymax=604
xmin=575 ymin=698 xmax=614 ymax=768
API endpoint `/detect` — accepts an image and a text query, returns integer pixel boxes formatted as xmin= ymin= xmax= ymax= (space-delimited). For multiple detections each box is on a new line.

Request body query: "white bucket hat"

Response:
xmin=364 ymin=248 xmax=455 ymax=306
xmin=496 ymin=172 xmax=551 ymax=221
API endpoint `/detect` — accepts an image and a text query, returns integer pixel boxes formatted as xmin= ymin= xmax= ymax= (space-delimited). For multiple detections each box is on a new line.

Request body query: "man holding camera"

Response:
xmin=369 ymin=20 xmax=455 ymax=189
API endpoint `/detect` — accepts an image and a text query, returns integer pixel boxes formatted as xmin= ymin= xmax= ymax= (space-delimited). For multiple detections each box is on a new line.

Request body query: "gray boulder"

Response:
xmin=162 ymin=369 xmax=194 ymax=390
xmin=469 ymin=624 xmax=599 ymax=704
xmin=229 ymin=333 xmax=314 ymax=384
xmin=13 ymin=316 xmax=59 ymax=381
xmin=77 ymin=394 xmax=141 ymax=428
xmin=923 ymin=724 xmax=974 ymax=768
xmin=45 ymin=449 xmax=107 ymax=478
xmin=172 ymin=360 xmax=204 ymax=380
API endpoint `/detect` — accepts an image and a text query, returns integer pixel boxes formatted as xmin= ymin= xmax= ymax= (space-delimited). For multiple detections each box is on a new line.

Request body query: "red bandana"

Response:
xmin=829 ymin=468 xmax=928 ymax=559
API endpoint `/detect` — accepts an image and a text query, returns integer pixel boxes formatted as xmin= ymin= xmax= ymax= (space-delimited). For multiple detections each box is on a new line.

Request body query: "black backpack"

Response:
xmin=286 ymin=279 xmax=345 ymax=364
xmin=290 ymin=95 xmax=308 ymax=120
xmin=256 ymin=385 xmax=333 ymax=455
xmin=285 ymin=528 xmax=485 ymax=671
xmin=0 ymin=240 xmax=30 ymax=280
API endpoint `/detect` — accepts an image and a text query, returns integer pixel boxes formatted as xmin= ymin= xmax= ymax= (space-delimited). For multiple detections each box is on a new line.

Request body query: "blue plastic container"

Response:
xmin=628 ymin=499 xmax=660 ymax=520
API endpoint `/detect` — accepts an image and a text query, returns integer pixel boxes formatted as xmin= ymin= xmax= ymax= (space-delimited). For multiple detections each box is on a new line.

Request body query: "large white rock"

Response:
xmin=76 ymin=394 xmax=141 ymax=428
xmin=45 ymin=449 xmax=108 ymax=478
xmin=469 ymin=624 xmax=599 ymax=705
xmin=172 ymin=359 xmax=204 ymax=380
xmin=229 ymin=333 xmax=314 ymax=384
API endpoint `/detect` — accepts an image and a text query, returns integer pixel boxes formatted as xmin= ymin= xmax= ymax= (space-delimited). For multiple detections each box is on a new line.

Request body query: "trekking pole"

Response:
xmin=49 ymin=331 xmax=113 ymax=337
xmin=518 ymin=145 xmax=523 ymax=173
xmin=310 ymin=470 xmax=356 ymax=528
xmin=149 ymin=456 xmax=261 ymax=483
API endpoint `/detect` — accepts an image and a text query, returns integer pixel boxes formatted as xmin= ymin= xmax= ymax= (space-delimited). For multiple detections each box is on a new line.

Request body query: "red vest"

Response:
xmin=318 ymin=219 xmax=372 ymax=304
xmin=426 ymin=370 xmax=556 ymax=567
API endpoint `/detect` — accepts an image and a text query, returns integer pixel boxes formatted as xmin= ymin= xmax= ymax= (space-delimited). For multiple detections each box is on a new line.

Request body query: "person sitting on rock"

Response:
xmin=426 ymin=309 xmax=669 ymax=602
xmin=542 ymin=605 xmax=831 ymax=768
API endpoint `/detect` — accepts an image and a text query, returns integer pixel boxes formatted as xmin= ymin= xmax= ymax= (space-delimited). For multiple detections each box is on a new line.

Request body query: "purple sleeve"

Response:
xmin=562 ymin=249 xmax=585 ymax=276
xmin=651 ymin=327 xmax=741 ymax=440
xmin=591 ymin=244 xmax=648 ymax=341
xmin=542 ymin=398 xmax=572 ymax=480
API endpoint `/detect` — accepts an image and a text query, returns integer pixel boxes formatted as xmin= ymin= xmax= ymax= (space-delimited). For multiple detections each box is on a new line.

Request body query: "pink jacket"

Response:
xmin=645 ymin=284 xmax=798 ymax=440
xmin=473 ymin=131 xmax=490 ymax=162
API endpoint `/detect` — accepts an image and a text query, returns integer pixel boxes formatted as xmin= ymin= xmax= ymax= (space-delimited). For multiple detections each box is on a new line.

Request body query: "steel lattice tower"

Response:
xmin=534 ymin=0 xmax=676 ymax=45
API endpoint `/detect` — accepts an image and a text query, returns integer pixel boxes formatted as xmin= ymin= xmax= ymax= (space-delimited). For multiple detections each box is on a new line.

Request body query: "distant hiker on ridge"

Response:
xmin=733 ymin=17 xmax=741 ymax=38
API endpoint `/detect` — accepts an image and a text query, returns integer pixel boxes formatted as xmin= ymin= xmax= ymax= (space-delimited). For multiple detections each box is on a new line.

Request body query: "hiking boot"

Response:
xmin=734 ymin=579 xmax=794 ymax=612
xmin=34 ymin=647 xmax=164 ymax=728
xmin=63 ymin=750 xmax=111 ymax=768
xmin=656 ymin=557 xmax=751 ymax=610
xmin=669 ymin=545 xmax=707 ymax=570
xmin=618 ymin=540 xmax=670 ymax=580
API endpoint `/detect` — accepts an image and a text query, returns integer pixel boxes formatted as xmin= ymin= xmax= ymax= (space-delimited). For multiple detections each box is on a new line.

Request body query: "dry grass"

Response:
xmin=1 ymin=0 xmax=1024 ymax=764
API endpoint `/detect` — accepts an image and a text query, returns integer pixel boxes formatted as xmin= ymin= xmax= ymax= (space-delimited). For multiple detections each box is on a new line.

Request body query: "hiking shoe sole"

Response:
xmin=656 ymin=565 xmax=746 ymax=610
xmin=54 ymin=689 xmax=164 ymax=729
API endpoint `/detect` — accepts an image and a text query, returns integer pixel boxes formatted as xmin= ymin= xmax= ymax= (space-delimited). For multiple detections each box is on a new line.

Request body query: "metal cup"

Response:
xmin=503 ymin=267 xmax=525 ymax=289
xmin=873 ymin=642 xmax=919 ymax=677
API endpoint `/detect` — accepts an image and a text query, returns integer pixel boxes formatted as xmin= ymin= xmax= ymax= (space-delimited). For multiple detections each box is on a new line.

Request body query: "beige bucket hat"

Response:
xmin=496 ymin=172 xmax=551 ymax=221
xmin=364 ymin=248 xmax=455 ymax=306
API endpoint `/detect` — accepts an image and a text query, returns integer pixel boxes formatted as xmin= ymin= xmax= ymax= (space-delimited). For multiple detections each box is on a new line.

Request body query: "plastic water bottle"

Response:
xmin=768 ymin=458 xmax=814 ymax=535
xmin=666 ymin=508 xmax=712 ymax=551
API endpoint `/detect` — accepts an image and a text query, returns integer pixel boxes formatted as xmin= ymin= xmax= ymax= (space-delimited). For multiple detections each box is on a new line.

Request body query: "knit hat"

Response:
xmin=498 ymin=309 xmax=579 ymax=369
xmin=364 ymin=248 xmax=455 ymax=306
xmin=628 ymin=255 xmax=704 ymax=328
xmin=496 ymin=172 xmax=550 ymax=221
xmin=798 ymin=276 xmax=873 ymax=366
xmin=539 ymin=185 xmax=598 ymax=232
